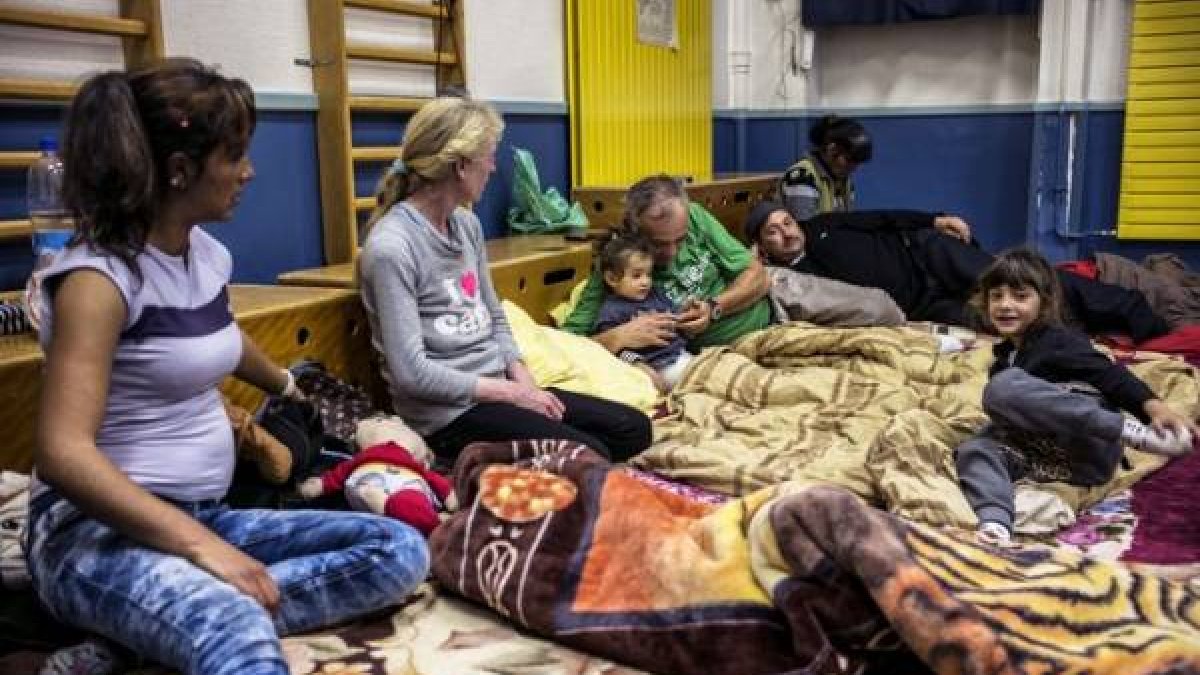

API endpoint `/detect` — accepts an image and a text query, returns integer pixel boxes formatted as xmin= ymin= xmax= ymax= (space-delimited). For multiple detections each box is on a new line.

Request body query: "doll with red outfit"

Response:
xmin=298 ymin=415 xmax=453 ymax=536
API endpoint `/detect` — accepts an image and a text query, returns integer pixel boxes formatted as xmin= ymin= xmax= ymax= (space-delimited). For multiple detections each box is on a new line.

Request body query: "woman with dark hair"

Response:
xmin=28 ymin=59 xmax=428 ymax=675
xmin=778 ymin=115 xmax=972 ymax=241
xmin=778 ymin=115 xmax=872 ymax=221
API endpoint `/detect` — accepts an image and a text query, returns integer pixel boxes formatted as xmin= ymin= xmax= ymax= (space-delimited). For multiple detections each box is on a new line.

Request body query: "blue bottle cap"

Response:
xmin=38 ymin=136 xmax=58 ymax=152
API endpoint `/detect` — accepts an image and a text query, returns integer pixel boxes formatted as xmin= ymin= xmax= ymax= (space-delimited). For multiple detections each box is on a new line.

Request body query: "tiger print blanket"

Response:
xmin=632 ymin=323 xmax=1200 ymax=529
xmin=429 ymin=440 xmax=1200 ymax=675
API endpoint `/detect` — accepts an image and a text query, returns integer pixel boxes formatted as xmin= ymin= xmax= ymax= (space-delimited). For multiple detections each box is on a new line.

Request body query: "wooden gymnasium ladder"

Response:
xmin=0 ymin=1 xmax=164 ymax=244
xmin=305 ymin=0 xmax=466 ymax=265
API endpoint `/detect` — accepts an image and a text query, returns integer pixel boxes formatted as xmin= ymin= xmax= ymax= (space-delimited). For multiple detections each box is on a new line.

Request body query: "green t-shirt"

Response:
xmin=563 ymin=202 xmax=772 ymax=348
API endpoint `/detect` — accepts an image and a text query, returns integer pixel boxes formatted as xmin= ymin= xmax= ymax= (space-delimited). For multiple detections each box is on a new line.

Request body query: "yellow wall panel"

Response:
xmin=1129 ymin=65 xmax=1200 ymax=84
xmin=1123 ymin=146 xmax=1200 ymax=162
xmin=1122 ymin=162 xmax=1200 ymax=178
xmin=1125 ymin=114 xmax=1200 ymax=131
xmin=1132 ymin=32 xmax=1200 ymax=51
xmin=567 ymin=0 xmax=711 ymax=187
xmin=1124 ymin=129 xmax=1200 ymax=146
xmin=1136 ymin=1 xmax=1200 ymax=20
xmin=1122 ymin=177 xmax=1200 ymax=192
xmin=1123 ymin=193 xmax=1200 ymax=209
xmin=1133 ymin=16 xmax=1200 ymax=35
xmin=1130 ymin=48 xmax=1200 ymax=68
xmin=1119 ymin=0 xmax=1200 ymax=240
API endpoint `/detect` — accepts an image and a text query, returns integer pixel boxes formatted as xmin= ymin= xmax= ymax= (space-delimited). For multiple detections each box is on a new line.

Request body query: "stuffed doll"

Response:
xmin=298 ymin=415 xmax=452 ymax=535
xmin=0 ymin=471 xmax=30 ymax=589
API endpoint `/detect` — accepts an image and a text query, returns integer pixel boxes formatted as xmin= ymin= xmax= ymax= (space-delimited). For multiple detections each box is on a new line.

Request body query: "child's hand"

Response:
xmin=1144 ymin=399 xmax=1200 ymax=440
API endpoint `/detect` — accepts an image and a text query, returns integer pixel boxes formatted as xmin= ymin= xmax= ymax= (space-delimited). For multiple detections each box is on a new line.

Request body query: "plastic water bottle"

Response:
xmin=24 ymin=136 xmax=75 ymax=331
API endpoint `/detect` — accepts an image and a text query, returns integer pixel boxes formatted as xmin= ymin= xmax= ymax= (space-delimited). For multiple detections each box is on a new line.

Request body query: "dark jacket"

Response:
xmin=789 ymin=210 xmax=936 ymax=313
xmin=990 ymin=324 xmax=1156 ymax=421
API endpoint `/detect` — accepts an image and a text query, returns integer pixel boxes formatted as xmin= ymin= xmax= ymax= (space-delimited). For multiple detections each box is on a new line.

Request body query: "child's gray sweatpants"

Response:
xmin=955 ymin=367 xmax=1126 ymax=530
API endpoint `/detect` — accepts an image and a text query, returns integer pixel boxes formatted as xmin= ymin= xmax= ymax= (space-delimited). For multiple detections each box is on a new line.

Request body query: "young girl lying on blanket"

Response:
xmin=955 ymin=248 xmax=1197 ymax=544
xmin=593 ymin=233 xmax=695 ymax=392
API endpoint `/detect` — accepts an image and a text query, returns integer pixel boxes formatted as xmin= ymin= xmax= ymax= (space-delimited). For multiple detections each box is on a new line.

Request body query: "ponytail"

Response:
xmin=60 ymin=58 xmax=256 ymax=276
xmin=62 ymin=71 xmax=156 ymax=271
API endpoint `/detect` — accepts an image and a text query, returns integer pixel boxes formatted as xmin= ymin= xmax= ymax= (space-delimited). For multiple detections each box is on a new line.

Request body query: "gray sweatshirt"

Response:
xmin=359 ymin=202 xmax=521 ymax=435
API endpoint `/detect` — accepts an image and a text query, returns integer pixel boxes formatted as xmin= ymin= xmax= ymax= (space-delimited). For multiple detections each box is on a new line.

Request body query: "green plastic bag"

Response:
xmin=506 ymin=147 xmax=588 ymax=234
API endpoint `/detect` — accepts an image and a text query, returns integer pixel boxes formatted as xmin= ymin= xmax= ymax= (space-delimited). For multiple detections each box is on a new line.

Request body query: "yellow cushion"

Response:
xmin=549 ymin=278 xmax=590 ymax=328
xmin=504 ymin=301 xmax=659 ymax=412
xmin=503 ymin=300 xmax=576 ymax=385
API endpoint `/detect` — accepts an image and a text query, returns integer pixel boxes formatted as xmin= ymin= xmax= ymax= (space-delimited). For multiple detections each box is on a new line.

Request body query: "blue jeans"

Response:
xmin=27 ymin=490 xmax=429 ymax=675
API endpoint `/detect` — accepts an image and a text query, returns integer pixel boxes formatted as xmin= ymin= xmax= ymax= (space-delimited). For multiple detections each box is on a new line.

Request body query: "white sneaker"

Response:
xmin=1123 ymin=419 xmax=1194 ymax=457
xmin=976 ymin=521 xmax=1012 ymax=544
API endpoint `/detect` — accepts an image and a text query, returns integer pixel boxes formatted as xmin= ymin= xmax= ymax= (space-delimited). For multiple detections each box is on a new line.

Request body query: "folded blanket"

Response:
xmin=431 ymin=441 xmax=1200 ymax=674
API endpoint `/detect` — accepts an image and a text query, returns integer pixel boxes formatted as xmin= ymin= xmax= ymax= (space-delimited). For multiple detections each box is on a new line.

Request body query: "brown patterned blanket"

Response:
xmin=425 ymin=440 xmax=1200 ymax=675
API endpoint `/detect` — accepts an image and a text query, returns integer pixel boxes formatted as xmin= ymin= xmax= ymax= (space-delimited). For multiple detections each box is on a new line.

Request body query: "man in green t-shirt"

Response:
xmin=563 ymin=175 xmax=773 ymax=353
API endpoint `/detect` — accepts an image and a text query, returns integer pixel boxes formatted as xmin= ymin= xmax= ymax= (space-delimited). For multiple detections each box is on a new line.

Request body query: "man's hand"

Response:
xmin=933 ymin=215 xmax=972 ymax=243
xmin=675 ymin=298 xmax=711 ymax=337
xmin=615 ymin=312 xmax=678 ymax=350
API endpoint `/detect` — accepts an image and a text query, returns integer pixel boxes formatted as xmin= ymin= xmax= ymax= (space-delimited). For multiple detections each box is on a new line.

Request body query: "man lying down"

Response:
xmin=743 ymin=200 xmax=1170 ymax=342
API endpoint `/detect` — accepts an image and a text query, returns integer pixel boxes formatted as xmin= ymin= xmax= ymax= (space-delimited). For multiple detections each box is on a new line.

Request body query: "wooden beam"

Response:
xmin=307 ymin=0 xmax=357 ymax=264
xmin=0 ymin=78 xmax=75 ymax=100
xmin=344 ymin=0 xmax=447 ymax=19
xmin=119 ymin=0 xmax=165 ymax=65
xmin=0 ymin=220 xmax=31 ymax=244
xmin=355 ymin=196 xmax=377 ymax=211
xmin=0 ymin=152 xmax=40 ymax=170
xmin=346 ymin=43 xmax=456 ymax=66
xmin=436 ymin=0 xmax=467 ymax=92
xmin=352 ymin=146 xmax=403 ymax=162
xmin=348 ymin=95 xmax=428 ymax=112
xmin=0 ymin=6 xmax=147 ymax=37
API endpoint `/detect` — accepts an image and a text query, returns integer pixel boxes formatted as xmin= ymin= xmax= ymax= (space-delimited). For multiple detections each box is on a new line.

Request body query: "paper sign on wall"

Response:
xmin=637 ymin=0 xmax=677 ymax=48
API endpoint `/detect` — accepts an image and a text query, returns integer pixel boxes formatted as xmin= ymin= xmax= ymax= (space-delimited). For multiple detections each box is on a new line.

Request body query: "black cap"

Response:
xmin=744 ymin=200 xmax=788 ymax=243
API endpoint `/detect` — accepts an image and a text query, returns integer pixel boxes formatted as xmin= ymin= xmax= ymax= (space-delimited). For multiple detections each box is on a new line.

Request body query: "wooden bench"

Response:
xmin=572 ymin=174 xmax=777 ymax=242
xmin=0 ymin=285 xmax=380 ymax=473
xmin=278 ymin=234 xmax=594 ymax=326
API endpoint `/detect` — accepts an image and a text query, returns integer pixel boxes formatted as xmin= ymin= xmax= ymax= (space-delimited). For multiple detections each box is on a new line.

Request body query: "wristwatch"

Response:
xmin=707 ymin=298 xmax=723 ymax=321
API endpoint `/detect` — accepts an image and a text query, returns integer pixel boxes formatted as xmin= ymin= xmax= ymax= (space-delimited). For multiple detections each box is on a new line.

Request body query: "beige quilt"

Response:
xmin=631 ymin=323 xmax=1200 ymax=529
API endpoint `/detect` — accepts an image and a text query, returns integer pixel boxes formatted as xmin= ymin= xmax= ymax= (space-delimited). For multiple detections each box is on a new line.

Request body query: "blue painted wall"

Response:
xmin=0 ymin=106 xmax=324 ymax=287
xmin=0 ymin=105 xmax=571 ymax=289
xmin=717 ymin=108 xmax=1200 ymax=270
xmin=716 ymin=111 xmax=1033 ymax=253
xmin=1061 ymin=110 xmax=1200 ymax=270
xmin=5 ymin=101 xmax=1196 ymax=290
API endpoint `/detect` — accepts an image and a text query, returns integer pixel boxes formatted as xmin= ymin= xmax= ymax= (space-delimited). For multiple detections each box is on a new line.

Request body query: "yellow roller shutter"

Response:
xmin=1118 ymin=0 xmax=1200 ymax=239
xmin=566 ymin=0 xmax=712 ymax=187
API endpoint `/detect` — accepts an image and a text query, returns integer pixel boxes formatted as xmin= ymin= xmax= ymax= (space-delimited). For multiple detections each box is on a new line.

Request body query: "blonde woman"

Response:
xmin=358 ymin=97 xmax=652 ymax=469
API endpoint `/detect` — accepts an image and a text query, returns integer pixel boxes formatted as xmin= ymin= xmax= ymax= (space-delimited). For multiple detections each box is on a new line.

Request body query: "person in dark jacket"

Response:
xmin=743 ymin=200 xmax=1171 ymax=341
xmin=954 ymin=249 xmax=1195 ymax=544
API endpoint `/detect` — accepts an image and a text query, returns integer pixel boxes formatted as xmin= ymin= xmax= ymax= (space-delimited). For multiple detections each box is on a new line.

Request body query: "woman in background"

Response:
xmin=778 ymin=114 xmax=972 ymax=242
xmin=29 ymin=59 xmax=428 ymax=675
